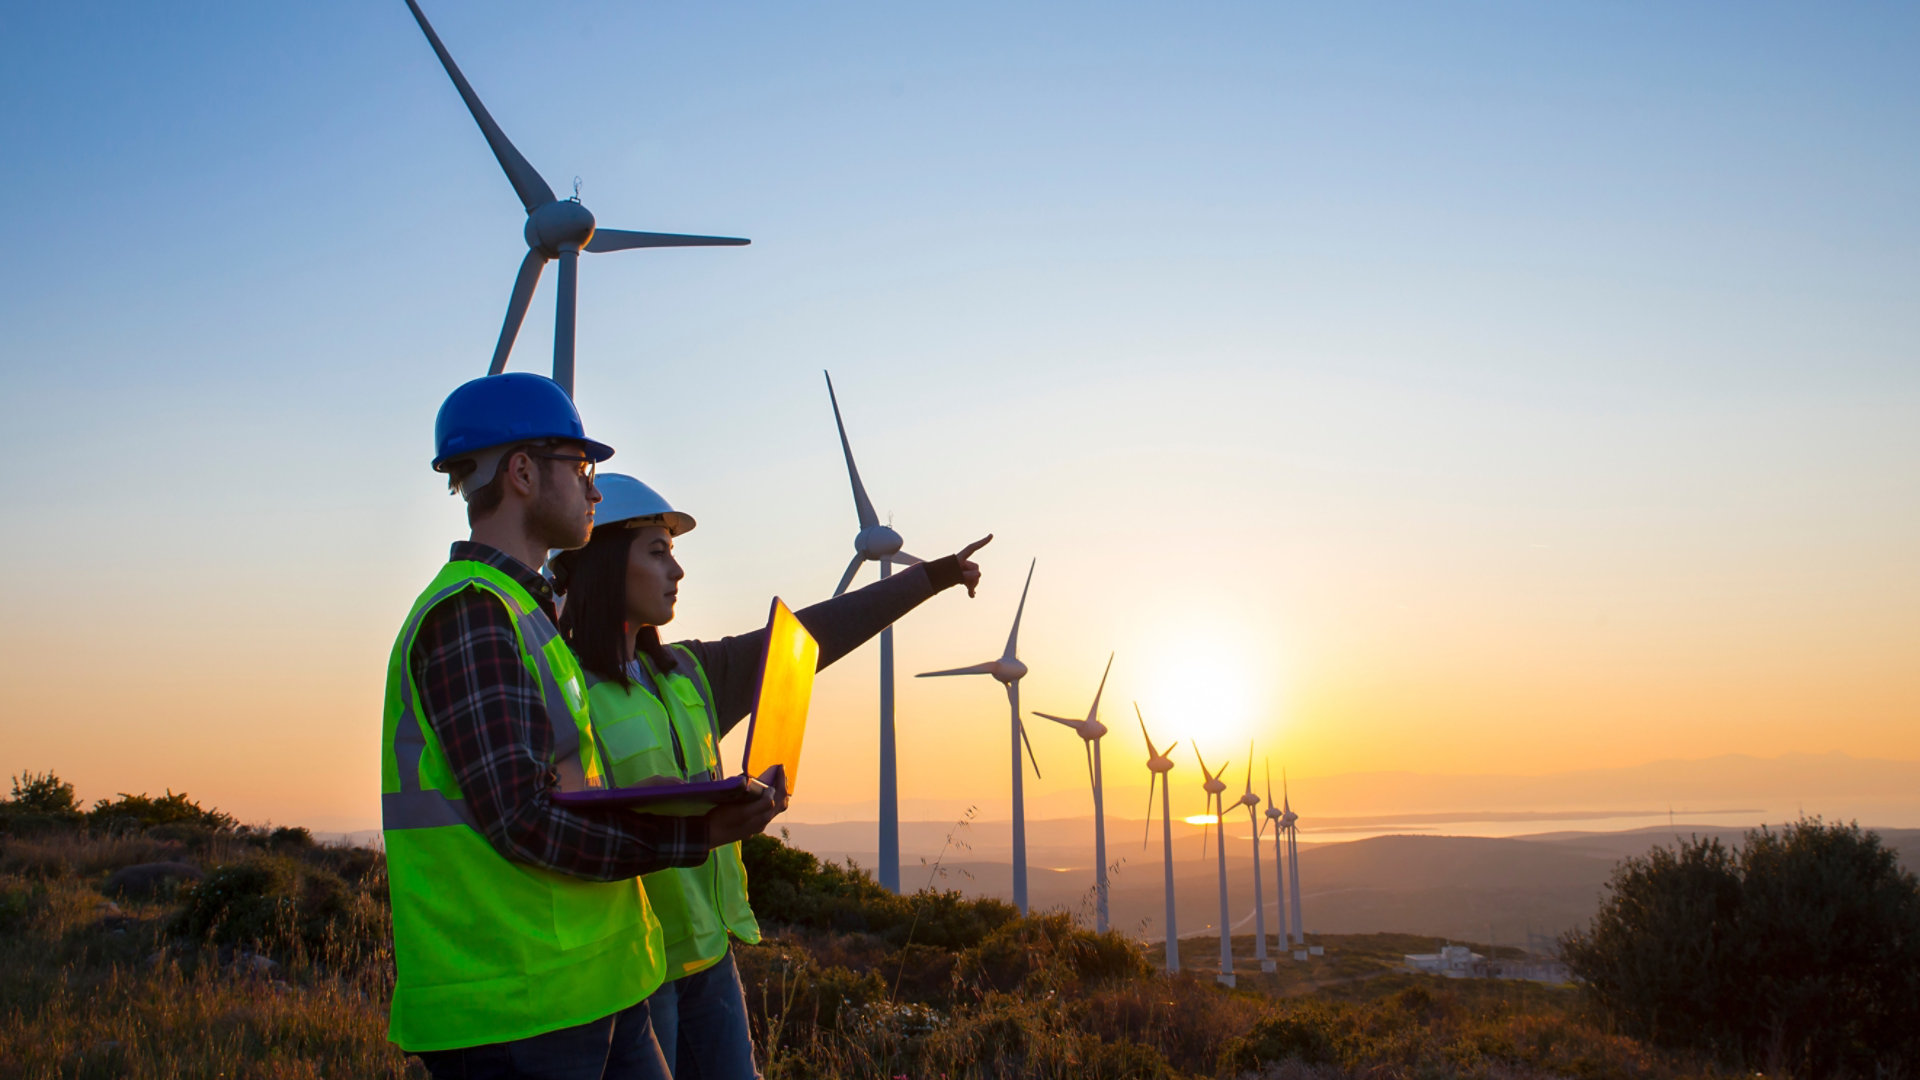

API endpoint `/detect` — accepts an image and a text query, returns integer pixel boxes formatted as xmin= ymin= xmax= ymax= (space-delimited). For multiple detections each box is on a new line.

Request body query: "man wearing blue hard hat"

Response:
xmin=377 ymin=373 xmax=785 ymax=1079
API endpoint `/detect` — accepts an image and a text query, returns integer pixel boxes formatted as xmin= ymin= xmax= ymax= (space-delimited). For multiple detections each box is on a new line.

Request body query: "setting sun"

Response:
xmin=1133 ymin=631 xmax=1276 ymax=764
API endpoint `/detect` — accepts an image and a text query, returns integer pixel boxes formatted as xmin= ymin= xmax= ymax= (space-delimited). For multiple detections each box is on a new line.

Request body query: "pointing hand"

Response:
xmin=955 ymin=534 xmax=992 ymax=598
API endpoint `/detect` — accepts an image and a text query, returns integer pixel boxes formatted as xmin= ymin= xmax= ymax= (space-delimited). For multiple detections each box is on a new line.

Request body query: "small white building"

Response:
xmin=1403 ymin=944 xmax=1483 ymax=978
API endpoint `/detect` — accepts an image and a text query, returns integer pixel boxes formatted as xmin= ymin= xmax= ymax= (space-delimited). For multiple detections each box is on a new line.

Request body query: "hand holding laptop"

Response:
xmin=703 ymin=765 xmax=790 ymax=846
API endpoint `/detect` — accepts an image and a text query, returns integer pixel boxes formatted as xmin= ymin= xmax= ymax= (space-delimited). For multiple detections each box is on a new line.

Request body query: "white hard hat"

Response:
xmin=592 ymin=473 xmax=696 ymax=536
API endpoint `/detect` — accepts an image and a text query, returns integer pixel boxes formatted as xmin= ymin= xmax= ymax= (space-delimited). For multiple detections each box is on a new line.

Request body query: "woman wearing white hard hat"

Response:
xmin=551 ymin=474 xmax=990 ymax=1080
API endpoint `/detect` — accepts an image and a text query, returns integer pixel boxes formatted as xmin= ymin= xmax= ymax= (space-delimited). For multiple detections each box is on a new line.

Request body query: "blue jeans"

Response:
xmin=647 ymin=950 xmax=761 ymax=1080
xmin=414 ymin=998 xmax=672 ymax=1080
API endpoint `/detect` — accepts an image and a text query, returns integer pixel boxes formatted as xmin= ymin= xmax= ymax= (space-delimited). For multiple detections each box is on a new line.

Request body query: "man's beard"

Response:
xmin=528 ymin=480 xmax=591 ymax=551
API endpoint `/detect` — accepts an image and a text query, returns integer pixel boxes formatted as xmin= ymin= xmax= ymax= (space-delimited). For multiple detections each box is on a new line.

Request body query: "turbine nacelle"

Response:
xmin=524 ymin=199 xmax=596 ymax=255
xmin=1146 ymin=753 xmax=1176 ymax=774
xmin=854 ymin=524 xmax=905 ymax=560
xmin=1264 ymin=804 xmax=1284 ymax=822
xmin=993 ymin=657 xmax=1029 ymax=684
xmin=1281 ymin=810 xmax=1298 ymax=829
xmin=1238 ymin=791 xmax=1261 ymax=811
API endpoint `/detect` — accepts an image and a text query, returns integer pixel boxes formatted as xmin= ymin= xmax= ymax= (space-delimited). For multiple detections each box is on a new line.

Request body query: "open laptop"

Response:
xmin=554 ymin=597 xmax=819 ymax=810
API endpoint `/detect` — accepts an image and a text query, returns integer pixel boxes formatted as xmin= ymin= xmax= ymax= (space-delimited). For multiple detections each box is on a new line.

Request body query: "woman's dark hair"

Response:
xmin=554 ymin=524 xmax=642 ymax=687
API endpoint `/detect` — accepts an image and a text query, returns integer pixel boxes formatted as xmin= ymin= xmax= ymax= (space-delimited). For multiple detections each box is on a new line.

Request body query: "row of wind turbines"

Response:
xmin=396 ymin=0 xmax=1308 ymax=980
xmin=828 ymin=373 xmax=1314 ymax=980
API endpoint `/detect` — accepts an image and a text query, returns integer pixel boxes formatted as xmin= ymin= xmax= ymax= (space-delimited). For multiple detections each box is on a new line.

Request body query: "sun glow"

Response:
xmin=1135 ymin=633 xmax=1273 ymax=767
xmin=1183 ymin=814 xmax=1218 ymax=825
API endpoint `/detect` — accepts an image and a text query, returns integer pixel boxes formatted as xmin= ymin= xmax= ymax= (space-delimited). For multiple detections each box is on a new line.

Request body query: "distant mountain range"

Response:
xmin=786 ymin=751 xmax=1920 ymax=834
xmin=777 ymin=820 xmax=1920 ymax=945
xmin=772 ymin=752 xmax=1920 ymax=943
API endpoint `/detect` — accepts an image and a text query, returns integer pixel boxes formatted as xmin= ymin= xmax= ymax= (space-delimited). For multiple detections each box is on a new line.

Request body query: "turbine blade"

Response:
xmin=583 ymin=229 xmax=750 ymax=253
xmin=1243 ymin=745 xmax=1254 ymax=797
xmin=488 ymin=250 xmax=547 ymax=375
xmin=1266 ymin=759 xmax=1274 ymax=806
xmin=1083 ymin=741 xmax=1094 ymax=789
xmin=832 ymin=553 xmax=864 ymax=597
xmin=1143 ymin=771 xmax=1157 ymax=848
xmin=915 ymin=661 xmax=996 ymax=678
xmin=1135 ymin=704 xmax=1157 ymax=759
xmin=1087 ymin=652 xmax=1114 ymax=721
xmin=823 ymin=371 xmax=879 ymax=530
xmin=403 ymin=0 xmax=556 ymax=212
xmin=1003 ymin=559 xmax=1035 ymax=660
xmin=1033 ymin=711 xmax=1080 ymax=730
xmin=890 ymin=551 xmax=924 ymax=566
xmin=1016 ymin=713 xmax=1042 ymax=779
xmin=1165 ymin=740 xmax=1180 ymax=761
xmin=1194 ymin=746 xmax=1210 ymax=780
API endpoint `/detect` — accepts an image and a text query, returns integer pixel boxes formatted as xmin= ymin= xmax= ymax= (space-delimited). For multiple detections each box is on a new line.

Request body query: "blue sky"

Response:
xmin=1 ymin=2 xmax=1915 ymax=829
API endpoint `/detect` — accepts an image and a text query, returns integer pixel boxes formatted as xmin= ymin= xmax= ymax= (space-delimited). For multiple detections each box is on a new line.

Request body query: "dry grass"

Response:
xmin=0 ymin=826 xmax=1751 ymax=1080
xmin=0 ymin=830 xmax=419 ymax=1080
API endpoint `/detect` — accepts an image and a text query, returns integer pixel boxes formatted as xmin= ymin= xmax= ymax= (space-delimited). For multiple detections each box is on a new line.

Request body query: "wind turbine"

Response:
xmin=1036 ymin=654 xmax=1114 ymax=932
xmin=1137 ymin=705 xmax=1179 ymax=973
xmin=404 ymin=0 xmax=748 ymax=396
xmin=1264 ymin=761 xmax=1292 ymax=959
xmin=916 ymin=560 xmax=1043 ymax=913
xmin=1234 ymin=745 xmax=1271 ymax=973
xmin=1281 ymin=770 xmax=1306 ymax=955
xmin=1195 ymin=747 xmax=1234 ymax=987
xmin=824 ymin=371 xmax=925 ymax=893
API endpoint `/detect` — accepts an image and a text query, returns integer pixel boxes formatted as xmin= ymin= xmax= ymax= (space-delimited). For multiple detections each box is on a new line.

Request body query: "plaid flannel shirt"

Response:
xmin=407 ymin=541 xmax=710 ymax=881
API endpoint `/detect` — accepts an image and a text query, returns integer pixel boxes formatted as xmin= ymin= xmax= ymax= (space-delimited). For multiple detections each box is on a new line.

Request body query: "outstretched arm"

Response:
xmin=677 ymin=536 xmax=991 ymax=735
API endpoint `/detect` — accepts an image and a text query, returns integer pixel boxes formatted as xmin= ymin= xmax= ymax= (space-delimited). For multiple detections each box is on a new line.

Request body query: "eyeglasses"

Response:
xmin=530 ymin=450 xmax=597 ymax=486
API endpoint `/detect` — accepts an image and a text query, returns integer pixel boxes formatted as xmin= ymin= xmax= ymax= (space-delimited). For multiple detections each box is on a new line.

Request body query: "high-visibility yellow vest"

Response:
xmin=380 ymin=560 xmax=667 ymax=1052
xmin=587 ymin=645 xmax=761 ymax=980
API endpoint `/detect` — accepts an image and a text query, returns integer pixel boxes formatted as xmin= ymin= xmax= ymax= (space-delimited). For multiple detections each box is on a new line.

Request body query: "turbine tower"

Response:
xmin=1137 ymin=705 xmax=1180 ymax=973
xmin=1234 ymin=746 xmax=1270 ymax=973
xmin=1196 ymin=748 xmax=1234 ymax=986
xmin=824 ymin=372 xmax=925 ymax=893
xmin=1264 ymin=761 xmax=1292 ymax=958
xmin=404 ymin=1 xmax=749 ymax=397
xmin=1281 ymin=771 xmax=1305 ymax=953
xmin=1036 ymin=654 xmax=1115 ymax=932
xmin=916 ymin=560 xmax=1043 ymax=913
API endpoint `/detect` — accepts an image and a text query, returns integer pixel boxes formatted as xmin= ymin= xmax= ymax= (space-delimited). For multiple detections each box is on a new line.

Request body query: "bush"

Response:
xmin=1563 ymin=818 xmax=1920 ymax=1074
xmin=90 ymin=789 xmax=236 ymax=834
xmin=169 ymin=855 xmax=355 ymax=957
xmin=1219 ymin=1000 xmax=1352 ymax=1072
xmin=9 ymin=771 xmax=79 ymax=813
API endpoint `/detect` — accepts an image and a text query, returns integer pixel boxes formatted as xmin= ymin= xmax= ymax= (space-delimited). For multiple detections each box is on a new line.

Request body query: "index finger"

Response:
xmin=957 ymin=534 xmax=994 ymax=561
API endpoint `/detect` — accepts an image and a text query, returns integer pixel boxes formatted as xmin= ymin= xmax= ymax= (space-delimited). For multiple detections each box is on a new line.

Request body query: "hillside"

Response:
xmin=1 ymin=779 xmax=1752 ymax=1079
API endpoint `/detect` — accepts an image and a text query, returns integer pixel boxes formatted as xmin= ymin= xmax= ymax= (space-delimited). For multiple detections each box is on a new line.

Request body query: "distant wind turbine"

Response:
xmin=1281 ymin=770 xmax=1305 ymax=953
xmin=1234 ymin=745 xmax=1271 ymax=973
xmin=916 ymin=560 xmax=1043 ymax=913
xmin=1137 ymin=705 xmax=1179 ymax=973
xmin=403 ymin=0 xmax=748 ymax=396
xmin=1264 ymin=761 xmax=1292 ymax=959
xmin=1195 ymin=747 xmax=1235 ymax=987
xmin=1036 ymin=654 xmax=1115 ymax=932
xmin=823 ymin=371 xmax=925 ymax=893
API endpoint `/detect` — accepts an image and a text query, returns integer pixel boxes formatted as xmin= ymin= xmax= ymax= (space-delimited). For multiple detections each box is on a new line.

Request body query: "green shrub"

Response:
xmin=1219 ymin=1000 xmax=1352 ymax=1072
xmin=90 ymin=790 xmax=236 ymax=834
xmin=8 ymin=771 xmax=79 ymax=813
xmin=0 ymin=878 xmax=47 ymax=934
xmin=169 ymin=855 xmax=354 ymax=957
xmin=1563 ymin=818 xmax=1920 ymax=1075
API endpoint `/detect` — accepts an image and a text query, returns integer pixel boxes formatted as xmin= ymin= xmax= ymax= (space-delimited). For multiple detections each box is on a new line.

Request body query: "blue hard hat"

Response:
xmin=432 ymin=373 xmax=615 ymax=472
